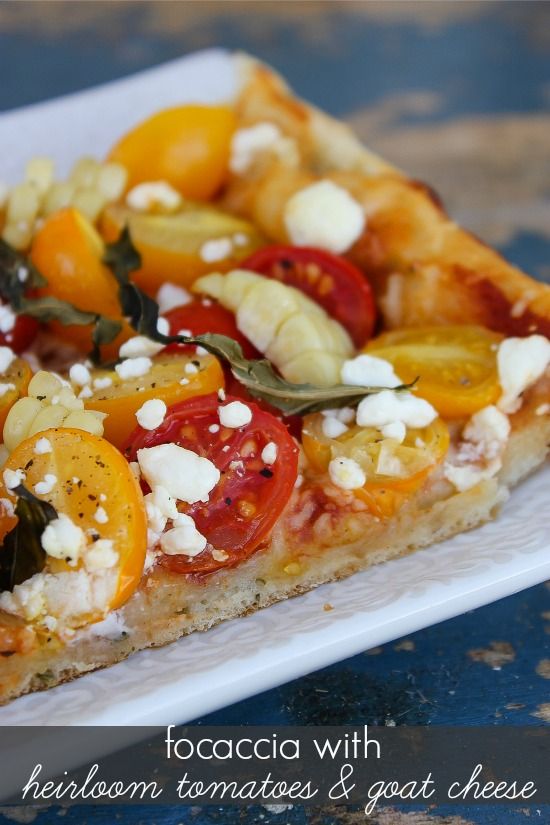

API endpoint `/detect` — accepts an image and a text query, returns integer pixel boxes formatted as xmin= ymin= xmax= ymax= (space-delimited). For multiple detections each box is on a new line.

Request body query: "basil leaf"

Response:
xmin=0 ymin=238 xmax=47 ymax=300
xmin=0 ymin=485 xmax=57 ymax=593
xmin=0 ymin=239 xmax=122 ymax=363
xmin=103 ymin=230 xmax=411 ymax=416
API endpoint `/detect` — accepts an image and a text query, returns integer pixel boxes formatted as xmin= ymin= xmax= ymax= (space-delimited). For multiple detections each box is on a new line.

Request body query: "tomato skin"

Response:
xmin=163 ymin=300 xmax=260 ymax=359
xmin=243 ymin=245 xmax=377 ymax=347
xmin=124 ymin=394 xmax=299 ymax=575
xmin=107 ymin=105 xmax=236 ymax=201
xmin=0 ymin=313 xmax=39 ymax=353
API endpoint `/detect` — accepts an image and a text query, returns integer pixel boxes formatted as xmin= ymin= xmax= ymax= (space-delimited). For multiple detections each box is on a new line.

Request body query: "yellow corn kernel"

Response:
xmin=28 ymin=405 xmax=68 ymax=437
xmin=41 ymin=181 xmax=76 ymax=216
xmin=25 ymin=157 xmax=55 ymax=196
xmin=71 ymin=188 xmax=107 ymax=224
xmin=62 ymin=410 xmax=105 ymax=437
xmin=28 ymin=370 xmax=64 ymax=401
xmin=54 ymin=386 xmax=84 ymax=412
xmin=6 ymin=182 xmax=40 ymax=226
xmin=69 ymin=157 xmax=99 ymax=188
xmin=3 ymin=397 xmax=44 ymax=452
xmin=96 ymin=163 xmax=127 ymax=201
xmin=1 ymin=222 xmax=33 ymax=251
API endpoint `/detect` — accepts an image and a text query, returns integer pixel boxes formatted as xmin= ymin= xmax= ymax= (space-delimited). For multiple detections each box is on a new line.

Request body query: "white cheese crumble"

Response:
xmin=41 ymin=514 xmax=86 ymax=565
xmin=119 ymin=336 xmax=163 ymax=359
xmin=160 ymin=514 xmax=207 ymax=557
xmin=85 ymin=610 xmax=128 ymax=639
xmin=0 ymin=304 xmax=16 ymax=334
xmin=85 ymin=539 xmax=118 ymax=571
xmin=208 ymin=423 xmax=220 ymax=434
xmin=444 ymin=405 xmax=510 ymax=492
xmin=536 ymin=403 xmax=550 ymax=416
xmin=341 ymin=354 xmax=401 ymax=388
xmin=328 ymin=457 xmax=366 ymax=490
xmin=126 ymin=180 xmax=182 ymax=212
xmin=261 ymin=441 xmax=278 ymax=465
xmin=356 ymin=390 xmax=437 ymax=429
xmin=284 ymin=180 xmax=365 ymax=254
xmin=322 ymin=416 xmax=349 ymax=439
xmin=497 ymin=335 xmax=550 ymax=413
xmin=137 ymin=443 xmax=220 ymax=504
xmin=200 ymin=237 xmax=233 ymax=263
xmin=93 ymin=506 xmax=109 ymax=524
xmin=381 ymin=421 xmax=406 ymax=443
xmin=136 ymin=398 xmax=167 ymax=430
xmin=93 ymin=376 xmax=113 ymax=390
xmin=115 ymin=356 xmax=153 ymax=380
xmin=218 ymin=400 xmax=252 ymax=428
xmin=34 ymin=473 xmax=57 ymax=495
xmin=229 ymin=122 xmax=283 ymax=174
xmin=157 ymin=316 xmax=170 ymax=336
xmin=78 ymin=386 xmax=93 ymax=399
xmin=34 ymin=437 xmax=52 ymax=455
xmin=156 ymin=282 xmax=192 ymax=313
xmin=0 ymin=382 xmax=15 ymax=397
xmin=0 ymin=346 xmax=15 ymax=374
xmin=3 ymin=467 xmax=25 ymax=489
xmin=69 ymin=363 xmax=91 ymax=386
xmin=144 ymin=485 xmax=179 ymax=534
xmin=184 ymin=362 xmax=198 ymax=375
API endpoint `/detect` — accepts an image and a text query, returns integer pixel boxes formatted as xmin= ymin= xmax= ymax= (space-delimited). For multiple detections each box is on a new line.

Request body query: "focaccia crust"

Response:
xmin=1 ymin=55 xmax=549 ymax=706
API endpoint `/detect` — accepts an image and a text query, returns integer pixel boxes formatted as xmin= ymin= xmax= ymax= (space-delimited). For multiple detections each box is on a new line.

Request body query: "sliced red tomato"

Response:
xmin=124 ymin=394 xmax=299 ymax=575
xmin=243 ymin=245 xmax=376 ymax=347
xmin=0 ymin=310 xmax=38 ymax=353
xmin=163 ymin=299 xmax=260 ymax=359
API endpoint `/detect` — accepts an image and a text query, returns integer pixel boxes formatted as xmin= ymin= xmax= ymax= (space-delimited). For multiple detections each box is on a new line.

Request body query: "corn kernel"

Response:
xmin=3 ymin=397 xmax=44 ymax=451
xmin=29 ymin=370 xmax=63 ymax=401
xmin=41 ymin=181 xmax=76 ymax=216
xmin=62 ymin=410 xmax=105 ymax=437
xmin=69 ymin=157 xmax=99 ymax=188
xmin=96 ymin=163 xmax=127 ymax=201
xmin=71 ymin=188 xmax=107 ymax=224
xmin=25 ymin=157 xmax=55 ymax=195
xmin=1 ymin=222 xmax=33 ymax=250
xmin=6 ymin=182 xmax=40 ymax=225
xmin=28 ymin=405 xmax=67 ymax=437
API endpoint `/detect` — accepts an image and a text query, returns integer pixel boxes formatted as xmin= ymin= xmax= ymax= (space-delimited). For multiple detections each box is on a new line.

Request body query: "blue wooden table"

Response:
xmin=1 ymin=3 xmax=549 ymax=824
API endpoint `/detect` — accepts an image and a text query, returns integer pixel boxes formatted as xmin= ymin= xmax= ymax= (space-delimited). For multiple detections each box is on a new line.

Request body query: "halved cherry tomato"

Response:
xmin=0 ymin=311 xmax=38 ymax=354
xmin=243 ymin=245 xmax=376 ymax=347
xmin=164 ymin=300 xmax=260 ymax=359
xmin=107 ymin=105 xmax=237 ymax=200
xmin=0 ymin=357 xmax=32 ymax=436
xmin=101 ymin=203 xmax=263 ymax=294
xmin=302 ymin=413 xmax=449 ymax=518
xmin=30 ymin=208 xmax=132 ymax=358
xmin=84 ymin=353 xmax=224 ymax=449
xmin=1 ymin=428 xmax=147 ymax=613
xmin=124 ymin=394 xmax=299 ymax=575
xmin=366 ymin=325 xmax=503 ymax=419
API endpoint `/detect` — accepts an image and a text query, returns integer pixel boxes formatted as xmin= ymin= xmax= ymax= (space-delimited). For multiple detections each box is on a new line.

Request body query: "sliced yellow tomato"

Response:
xmin=366 ymin=325 xmax=503 ymax=419
xmin=107 ymin=105 xmax=236 ymax=200
xmin=30 ymin=208 xmax=132 ymax=358
xmin=101 ymin=203 xmax=264 ymax=294
xmin=83 ymin=352 xmax=224 ymax=450
xmin=0 ymin=357 xmax=32 ymax=435
xmin=1 ymin=428 xmax=147 ymax=612
xmin=302 ymin=413 xmax=450 ymax=518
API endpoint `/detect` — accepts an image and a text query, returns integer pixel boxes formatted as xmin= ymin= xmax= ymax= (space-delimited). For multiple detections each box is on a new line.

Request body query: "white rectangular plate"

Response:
xmin=1 ymin=51 xmax=549 ymax=726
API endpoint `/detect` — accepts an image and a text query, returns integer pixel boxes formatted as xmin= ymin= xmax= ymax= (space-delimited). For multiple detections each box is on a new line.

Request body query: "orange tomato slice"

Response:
xmin=83 ymin=352 xmax=224 ymax=450
xmin=0 ymin=357 xmax=32 ymax=435
xmin=107 ymin=105 xmax=236 ymax=200
xmin=101 ymin=203 xmax=263 ymax=294
xmin=366 ymin=325 xmax=503 ymax=419
xmin=302 ymin=413 xmax=450 ymax=517
xmin=1 ymin=428 xmax=147 ymax=613
xmin=30 ymin=208 xmax=132 ymax=358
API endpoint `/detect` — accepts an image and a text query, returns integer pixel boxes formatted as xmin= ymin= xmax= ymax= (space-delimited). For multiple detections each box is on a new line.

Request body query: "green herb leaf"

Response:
xmin=0 ymin=239 xmax=122 ymax=363
xmin=0 ymin=485 xmax=57 ymax=593
xmin=104 ymin=230 xmax=411 ymax=416
xmin=0 ymin=238 xmax=47 ymax=301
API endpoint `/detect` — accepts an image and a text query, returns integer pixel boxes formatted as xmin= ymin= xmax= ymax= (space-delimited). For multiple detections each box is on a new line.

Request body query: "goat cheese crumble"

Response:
xmin=218 ymin=400 xmax=252 ymax=428
xmin=497 ymin=335 xmax=550 ymax=413
xmin=137 ymin=443 xmax=220 ymax=504
xmin=284 ymin=180 xmax=365 ymax=254
xmin=136 ymin=398 xmax=167 ymax=430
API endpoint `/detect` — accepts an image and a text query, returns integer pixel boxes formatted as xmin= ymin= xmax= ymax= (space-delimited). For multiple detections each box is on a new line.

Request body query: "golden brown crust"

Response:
xmin=1 ymin=55 xmax=549 ymax=705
